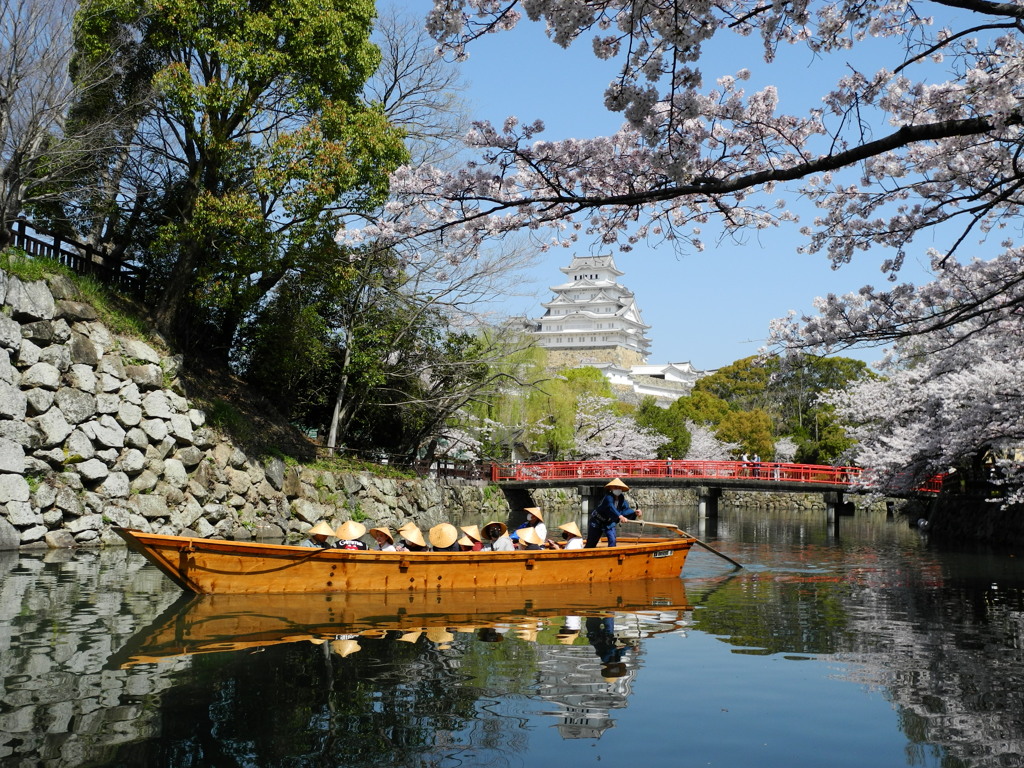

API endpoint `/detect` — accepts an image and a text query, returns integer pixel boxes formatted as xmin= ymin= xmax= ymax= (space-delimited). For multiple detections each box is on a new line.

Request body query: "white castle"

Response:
xmin=531 ymin=254 xmax=710 ymax=404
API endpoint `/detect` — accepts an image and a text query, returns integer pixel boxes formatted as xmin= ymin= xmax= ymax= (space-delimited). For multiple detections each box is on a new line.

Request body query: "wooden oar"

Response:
xmin=624 ymin=520 xmax=743 ymax=570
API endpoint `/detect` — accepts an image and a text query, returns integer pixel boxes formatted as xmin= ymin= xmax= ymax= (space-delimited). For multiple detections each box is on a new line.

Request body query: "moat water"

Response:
xmin=2 ymin=506 xmax=1023 ymax=767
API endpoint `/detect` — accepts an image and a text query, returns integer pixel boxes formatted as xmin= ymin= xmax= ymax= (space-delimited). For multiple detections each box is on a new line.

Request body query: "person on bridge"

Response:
xmin=585 ymin=478 xmax=642 ymax=548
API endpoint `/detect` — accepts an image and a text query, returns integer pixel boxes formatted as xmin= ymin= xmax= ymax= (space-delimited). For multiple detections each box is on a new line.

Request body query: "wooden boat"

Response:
xmin=108 ymin=578 xmax=692 ymax=668
xmin=113 ymin=527 xmax=696 ymax=594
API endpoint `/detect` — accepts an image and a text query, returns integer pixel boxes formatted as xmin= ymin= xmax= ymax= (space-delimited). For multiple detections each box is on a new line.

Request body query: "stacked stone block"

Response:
xmin=0 ymin=269 xmax=510 ymax=550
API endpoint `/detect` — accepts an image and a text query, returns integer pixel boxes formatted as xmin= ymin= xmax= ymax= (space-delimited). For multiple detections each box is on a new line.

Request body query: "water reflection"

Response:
xmin=4 ymin=508 xmax=1024 ymax=766
xmin=108 ymin=580 xmax=691 ymax=668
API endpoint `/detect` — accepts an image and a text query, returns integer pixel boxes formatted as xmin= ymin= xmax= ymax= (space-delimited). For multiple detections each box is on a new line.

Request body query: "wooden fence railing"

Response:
xmin=7 ymin=219 xmax=143 ymax=294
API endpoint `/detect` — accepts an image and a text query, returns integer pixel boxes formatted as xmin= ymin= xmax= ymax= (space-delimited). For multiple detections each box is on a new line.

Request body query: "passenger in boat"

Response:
xmin=369 ymin=527 xmax=396 ymax=551
xmin=429 ymin=523 xmax=461 ymax=552
xmin=518 ymin=526 xmax=544 ymax=550
xmin=457 ymin=535 xmax=475 ymax=551
xmin=397 ymin=524 xmax=427 ymax=552
xmin=559 ymin=521 xmax=584 ymax=550
xmin=585 ymin=478 xmax=642 ymax=548
xmin=334 ymin=520 xmax=368 ymax=550
xmin=459 ymin=525 xmax=485 ymax=551
xmin=482 ymin=521 xmax=514 ymax=551
xmin=511 ymin=507 xmax=548 ymax=547
xmin=301 ymin=520 xmax=336 ymax=548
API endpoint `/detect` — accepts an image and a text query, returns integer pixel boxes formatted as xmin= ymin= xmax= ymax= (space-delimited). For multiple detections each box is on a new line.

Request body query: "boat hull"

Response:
xmin=113 ymin=527 xmax=695 ymax=594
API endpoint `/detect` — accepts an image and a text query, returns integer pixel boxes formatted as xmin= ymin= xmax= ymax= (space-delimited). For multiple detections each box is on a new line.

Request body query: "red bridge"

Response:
xmin=491 ymin=459 xmax=943 ymax=496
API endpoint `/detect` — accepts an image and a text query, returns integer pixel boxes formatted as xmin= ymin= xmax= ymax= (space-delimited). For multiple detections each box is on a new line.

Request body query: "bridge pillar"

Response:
xmin=696 ymin=486 xmax=721 ymax=520
xmin=824 ymin=492 xmax=855 ymax=522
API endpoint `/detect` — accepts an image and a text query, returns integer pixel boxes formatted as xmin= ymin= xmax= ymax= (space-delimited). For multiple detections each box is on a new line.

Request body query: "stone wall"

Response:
xmin=544 ymin=345 xmax=645 ymax=369
xmin=0 ymin=269 xmax=510 ymax=550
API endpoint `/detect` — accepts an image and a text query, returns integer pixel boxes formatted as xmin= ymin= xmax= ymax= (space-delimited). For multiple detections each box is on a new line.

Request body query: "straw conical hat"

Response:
xmin=426 ymin=627 xmax=455 ymax=645
xmin=429 ymin=523 xmax=459 ymax=548
xmin=601 ymin=662 xmax=628 ymax=681
xmin=460 ymin=524 xmax=482 ymax=541
xmin=369 ymin=527 xmax=394 ymax=544
xmin=335 ymin=520 xmax=366 ymax=540
xmin=397 ymin=521 xmax=419 ymax=533
xmin=605 ymin=477 xmax=630 ymax=490
xmin=519 ymin=527 xmax=544 ymax=547
xmin=523 ymin=506 xmax=544 ymax=521
xmin=308 ymin=521 xmax=335 ymax=537
xmin=558 ymin=521 xmax=582 ymax=539
xmin=330 ymin=639 xmax=361 ymax=657
xmin=457 ymin=536 xmax=473 ymax=548
xmin=483 ymin=520 xmax=508 ymax=536
xmin=400 ymin=525 xmax=426 ymax=548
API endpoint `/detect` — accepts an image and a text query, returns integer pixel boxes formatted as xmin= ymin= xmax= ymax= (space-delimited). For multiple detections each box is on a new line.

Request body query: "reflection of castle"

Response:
xmin=532 ymin=612 xmax=689 ymax=739
xmin=534 ymin=642 xmax=637 ymax=739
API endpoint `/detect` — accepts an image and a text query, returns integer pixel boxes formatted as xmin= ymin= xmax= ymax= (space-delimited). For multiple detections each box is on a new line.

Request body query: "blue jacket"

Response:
xmin=591 ymin=493 xmax=637 ymax=530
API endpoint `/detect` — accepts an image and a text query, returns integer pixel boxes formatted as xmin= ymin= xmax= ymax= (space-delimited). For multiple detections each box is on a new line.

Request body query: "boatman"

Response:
xmin=585 ymin=478 xmax=642 ymax=548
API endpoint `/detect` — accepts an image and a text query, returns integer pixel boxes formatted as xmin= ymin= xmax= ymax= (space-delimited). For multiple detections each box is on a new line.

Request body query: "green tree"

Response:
xmin=716 ymin=410 xmax=775 ymax=459
xmin=70 ymin=0 xmax=407 ymax=359
xmin=634 ymin=397 xmax=690 ymax=458
xmin=693 ymin=357 xmax=773 ymax=414
xmin=667 ymin=390 xmax=731 ymax=429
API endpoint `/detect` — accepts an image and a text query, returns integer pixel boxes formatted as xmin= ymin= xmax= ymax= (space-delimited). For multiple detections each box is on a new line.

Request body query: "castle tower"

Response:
xmin=532 ymin=254 xmax=651 ymax=369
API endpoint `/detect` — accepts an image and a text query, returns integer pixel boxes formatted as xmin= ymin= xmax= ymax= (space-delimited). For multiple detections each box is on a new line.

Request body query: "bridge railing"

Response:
xmin=491 ymin=459 xmax=943 ymax=493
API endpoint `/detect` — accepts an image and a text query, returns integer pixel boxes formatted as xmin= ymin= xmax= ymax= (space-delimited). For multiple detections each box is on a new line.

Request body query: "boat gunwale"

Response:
xmin=114 ymin=527 xmax=696 ymax=563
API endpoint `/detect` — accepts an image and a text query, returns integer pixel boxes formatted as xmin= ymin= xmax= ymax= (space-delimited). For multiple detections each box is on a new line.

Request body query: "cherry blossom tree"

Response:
xmin=684 ymin=422 xmax=739 ymax=462
xmin=573 ymin=394 xmax=668 ymax=459
xmin=338 ymin=0 xmax=1024 ymax=496
xmin=776 ymin=262 xmax=1024 ymax=498
xmin=344 ymin=0 xmax=1024 ymax=278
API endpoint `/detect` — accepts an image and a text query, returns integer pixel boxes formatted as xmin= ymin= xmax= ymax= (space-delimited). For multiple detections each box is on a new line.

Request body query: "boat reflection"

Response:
xmin=110 ymin=578 xmax=690 ymax=669
xmin=110 ymin=579 xmax=692 ymax=740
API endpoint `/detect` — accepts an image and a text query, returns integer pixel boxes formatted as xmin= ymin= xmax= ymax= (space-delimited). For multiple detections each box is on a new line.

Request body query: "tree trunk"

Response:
xmin=326 ymin=345 xmax=352 ymax=456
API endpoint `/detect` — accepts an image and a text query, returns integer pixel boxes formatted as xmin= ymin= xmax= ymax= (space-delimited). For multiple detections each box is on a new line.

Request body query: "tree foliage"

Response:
xmin=68 ymin=0 xmax=407 ymax=358
xmin=573 ymin=393 xmax=669 ymax=460
xmin=634 ymin=396 xmax=690 ymax=458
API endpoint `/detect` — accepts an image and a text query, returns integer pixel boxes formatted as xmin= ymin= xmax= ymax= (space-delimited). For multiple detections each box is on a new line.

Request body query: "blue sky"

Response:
xmin=388 ymin=3 xmax=947 ymax=371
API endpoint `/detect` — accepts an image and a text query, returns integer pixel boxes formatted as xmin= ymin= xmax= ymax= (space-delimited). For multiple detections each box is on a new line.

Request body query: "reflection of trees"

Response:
xmin=692 ymin=576 xmax=854 ymax=655
xmin=686 ymin=536 xmax=1024 ymax=767
xmin=102 ymin=633 xmax=535 ymax=766
xmin=841 ymin=577 xmax=1024 ymax=767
